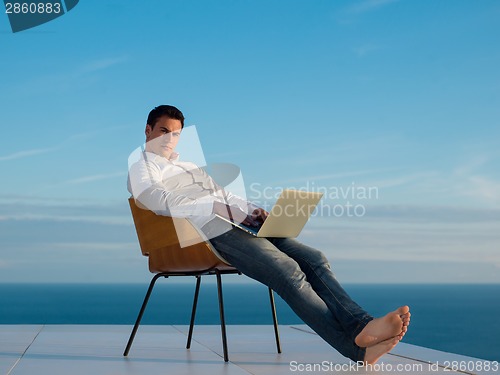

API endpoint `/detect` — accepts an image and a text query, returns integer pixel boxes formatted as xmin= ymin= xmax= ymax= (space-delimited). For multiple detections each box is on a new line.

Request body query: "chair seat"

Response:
xmin=149 ymin=251 xmax=237 ymax=273
xmin=147 ymin=245 xmax=236 ymax=274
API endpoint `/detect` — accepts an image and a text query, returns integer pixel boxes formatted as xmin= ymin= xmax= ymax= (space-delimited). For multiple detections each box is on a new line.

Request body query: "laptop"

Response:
xmin=216 ymin=189 xmax=323 ymax=237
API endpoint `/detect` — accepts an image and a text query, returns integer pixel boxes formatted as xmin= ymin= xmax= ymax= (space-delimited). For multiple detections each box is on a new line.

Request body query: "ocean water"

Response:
xmin=0 ymin=283 xmax=498 ymax=362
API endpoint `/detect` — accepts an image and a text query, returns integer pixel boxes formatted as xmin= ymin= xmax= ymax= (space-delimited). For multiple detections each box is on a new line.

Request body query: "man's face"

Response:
xmin=145 ymin=116 xmax=182 ymax=159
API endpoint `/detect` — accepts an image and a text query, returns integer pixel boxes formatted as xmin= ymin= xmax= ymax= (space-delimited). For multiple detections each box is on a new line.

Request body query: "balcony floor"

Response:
xmin=1 ymin=325 xmax=496 ymax=375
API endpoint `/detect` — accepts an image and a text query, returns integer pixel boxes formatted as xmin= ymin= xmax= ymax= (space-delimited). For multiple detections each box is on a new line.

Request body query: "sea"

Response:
xmin=0 ymin=283 xmax=499 ymax=362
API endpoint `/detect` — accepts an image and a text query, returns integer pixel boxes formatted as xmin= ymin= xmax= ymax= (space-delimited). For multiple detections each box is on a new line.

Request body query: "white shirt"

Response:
xmin=127 ymin=151 xmax=255 ymax=233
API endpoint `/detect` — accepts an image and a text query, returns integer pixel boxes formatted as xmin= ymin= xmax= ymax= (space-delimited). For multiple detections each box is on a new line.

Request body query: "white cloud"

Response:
xmin=63 ymin=171 xmax=127 ymax=185
xmin=453 ymin=155 xmax=489 ymax=176
xmin=300 ymin=217 xmax=500 ymax=267
xmin=0 ymin=213 xmax=129 ymax=225
xmin=52 ymin=242 xmax=137 ymax=251
xmin=363 ymin=172 xmax=438 ymax=189
xmin=279 ymin=168 xmax=397 ymax=184
xmin=80 ymin=56 xmax=128 ymax=73
xmin=465 ymin=176 xmax=500 ymax=204
xmin=2 ymin=56 xmax=129 ymax=97
xmin=0 ymin=197 xmax=130 ymax=225
xmin=0 ymin=127 xmax=126 ymax=163
xmin=346 ymin=0 xmax=399 ymax=14
xmin=0 ymin=147 xmax=57 ymax=161
xmin=299 ymin=202 xmax=500 ymax=279
xmin=353 ymin=44 xmax=384 ymax=57
xmin=449 ymin=156 xmax=500 ymax=205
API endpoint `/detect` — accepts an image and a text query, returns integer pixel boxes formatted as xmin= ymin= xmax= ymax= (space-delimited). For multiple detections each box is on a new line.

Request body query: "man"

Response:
xmin=128 ymin=105 xmax=411 ymax=365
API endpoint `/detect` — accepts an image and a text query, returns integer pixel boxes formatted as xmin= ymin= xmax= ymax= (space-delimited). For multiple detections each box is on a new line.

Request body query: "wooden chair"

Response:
xmin=123 ymin=197 xmax=281 ymax=362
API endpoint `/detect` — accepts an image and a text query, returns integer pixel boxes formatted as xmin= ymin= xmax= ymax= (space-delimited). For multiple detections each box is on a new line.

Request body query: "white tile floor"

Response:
xmin=1 ymin=325 xmax=497 ymax=375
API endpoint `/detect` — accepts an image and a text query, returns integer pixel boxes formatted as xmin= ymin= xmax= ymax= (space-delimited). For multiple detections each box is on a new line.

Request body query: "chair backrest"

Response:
xmin=128 ymin=198 xmax=231 ymax=273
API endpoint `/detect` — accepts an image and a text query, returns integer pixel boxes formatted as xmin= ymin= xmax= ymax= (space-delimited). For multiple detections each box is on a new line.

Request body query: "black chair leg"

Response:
xmin=124 ymin=273 xmax=165 ymax=356
xmin=215 ymin=270 xmax=229 ymax=362
xmin=268 ymin=288 xmax=281 ymax=353
xmin=186 ymin=276 xmax=202 ymax=349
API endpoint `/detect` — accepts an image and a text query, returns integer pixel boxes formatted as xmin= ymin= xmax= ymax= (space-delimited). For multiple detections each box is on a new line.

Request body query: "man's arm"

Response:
xmin=212 ymin=201 xmax=265 ymax=227
xmin=129 ymin=159 xmax=214 ymax=218
xmin=129 ymin=155 xmax=267 ymax=225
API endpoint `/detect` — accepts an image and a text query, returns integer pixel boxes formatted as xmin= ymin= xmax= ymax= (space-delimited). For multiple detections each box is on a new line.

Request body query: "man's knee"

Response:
xmin=269 ymin=256 xmax=307 ymax=292
xmin=275 ymin=238 xmax=331 ymax=269
xmin=306 ymin=247 xmax=331 ymax=269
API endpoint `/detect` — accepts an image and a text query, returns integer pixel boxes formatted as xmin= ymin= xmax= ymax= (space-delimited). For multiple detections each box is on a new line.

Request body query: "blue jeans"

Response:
xmin=207 ymin=225 xmax=373 ymax=362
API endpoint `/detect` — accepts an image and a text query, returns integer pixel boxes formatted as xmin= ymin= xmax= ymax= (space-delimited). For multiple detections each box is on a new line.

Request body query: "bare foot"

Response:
xmin=355 ymin=306 xmax=410 ymax=347
xmin=363 ymin=337 xmax=400 ymax=365
xmin=402 ymin=310 xmax=411 ymax=327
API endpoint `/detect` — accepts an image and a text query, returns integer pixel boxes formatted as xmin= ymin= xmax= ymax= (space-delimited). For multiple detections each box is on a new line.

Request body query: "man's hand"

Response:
xmin=213 ymin=201 xmax=260 ymax=227
xmin=251 ymin=208 xmax=269 ymax=224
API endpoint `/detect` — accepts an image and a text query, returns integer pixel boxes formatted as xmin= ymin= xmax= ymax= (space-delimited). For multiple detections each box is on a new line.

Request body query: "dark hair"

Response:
xmin=147 ymin=105 xmax=185 ymax=129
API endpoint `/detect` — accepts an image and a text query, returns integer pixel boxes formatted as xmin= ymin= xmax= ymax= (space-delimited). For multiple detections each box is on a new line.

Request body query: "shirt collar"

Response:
xmin=142 ymin=150 xmax=180 ymax=163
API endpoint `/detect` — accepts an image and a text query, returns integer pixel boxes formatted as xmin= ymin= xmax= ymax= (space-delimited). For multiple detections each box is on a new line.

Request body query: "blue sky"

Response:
xmin=0 ymin=0 xmax=499 ymax=283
